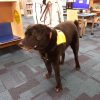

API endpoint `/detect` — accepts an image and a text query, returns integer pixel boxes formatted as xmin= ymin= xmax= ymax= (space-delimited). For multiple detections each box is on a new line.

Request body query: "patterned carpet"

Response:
xmin=0 ymin=16 xmax=100 ymax=100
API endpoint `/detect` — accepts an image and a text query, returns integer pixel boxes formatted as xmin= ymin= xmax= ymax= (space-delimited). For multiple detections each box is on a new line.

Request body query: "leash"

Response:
xmin=40 ymin=1 xmax=62 ymax=25
xmin=40 ymin=1 xmax=52 ymax=25
xmin=56 ymin=2 xmax=61 ymax=23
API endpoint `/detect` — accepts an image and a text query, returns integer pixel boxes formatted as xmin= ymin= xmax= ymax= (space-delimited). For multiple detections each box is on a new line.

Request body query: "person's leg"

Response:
xmin=32 ymin=2 xmax=41 ymax=24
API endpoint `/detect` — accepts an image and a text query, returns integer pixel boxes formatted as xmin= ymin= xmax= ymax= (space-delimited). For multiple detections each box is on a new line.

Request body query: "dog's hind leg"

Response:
xmin=59 ymin=44 xmax=66 ymax=65
xmin=70 ymin=36 xmax=80 ymax=70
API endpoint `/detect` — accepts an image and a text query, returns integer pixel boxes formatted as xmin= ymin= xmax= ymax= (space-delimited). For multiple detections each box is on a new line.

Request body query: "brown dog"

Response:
xmin=21 ymin=20 xmax=80 ymax=92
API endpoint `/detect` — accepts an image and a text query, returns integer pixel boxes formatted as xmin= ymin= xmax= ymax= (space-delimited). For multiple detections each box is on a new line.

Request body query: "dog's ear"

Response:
xmin=25 ymin=25 xmax=34 ymax=36
xmin=27 ymin=25 xmax=33 ymax=30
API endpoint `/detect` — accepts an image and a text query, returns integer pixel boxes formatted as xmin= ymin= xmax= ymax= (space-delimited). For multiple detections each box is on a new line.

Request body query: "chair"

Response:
xmin=67 ymin=9 xmax=87 ymax=37
xmin=67 ymin=9 xmax=78 ymax=21
xmin=78 ymin=19 xmax=87 ymax=37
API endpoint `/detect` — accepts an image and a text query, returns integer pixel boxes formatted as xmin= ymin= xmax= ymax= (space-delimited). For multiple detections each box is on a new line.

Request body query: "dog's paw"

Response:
xmin=75 ymin=66 xmax=80 ymax=71
xmin=60 ymin=61 xmax=64 ymax=65
xmin=55 ymin=86 xmax=62 ymax=92
xmin=43 ymin=73 xmax=51 ymax=79
xmin=80 ymin=36 xmax=82 ymax=38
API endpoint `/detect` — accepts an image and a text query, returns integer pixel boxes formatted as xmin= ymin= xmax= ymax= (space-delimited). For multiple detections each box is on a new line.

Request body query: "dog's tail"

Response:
xmin=74 ymin=20 xmax=80 ymax=37
xmin=74 ymin=20 xmax=79 ymax=30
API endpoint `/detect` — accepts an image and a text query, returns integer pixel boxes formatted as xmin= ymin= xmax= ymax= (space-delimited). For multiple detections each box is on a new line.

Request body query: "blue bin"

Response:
xmin=0 ymin=22 xmax=14 ymax=43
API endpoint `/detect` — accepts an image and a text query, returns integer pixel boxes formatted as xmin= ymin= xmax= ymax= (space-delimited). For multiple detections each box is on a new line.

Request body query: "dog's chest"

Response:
xmin=41 ymin=51 xmax=57 ymax=62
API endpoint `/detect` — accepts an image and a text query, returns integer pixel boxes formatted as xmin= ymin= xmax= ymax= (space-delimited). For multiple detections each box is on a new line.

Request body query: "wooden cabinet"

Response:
xmin=94 ymin=0 xmax=100 ymax=3
xmin=0 ymin=0 xmax=24 ymax=48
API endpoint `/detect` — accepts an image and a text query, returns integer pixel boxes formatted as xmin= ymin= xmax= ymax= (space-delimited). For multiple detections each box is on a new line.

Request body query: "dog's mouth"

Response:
xmin=21 ymin=45 xmax=33 ymax=51
xmin=19 ymin=41 xmax=33 ymax=52
xmin=33 ymin=44 xmax=46 ymax=51
xmin=33 ymin=45 xmax=42 ymax=50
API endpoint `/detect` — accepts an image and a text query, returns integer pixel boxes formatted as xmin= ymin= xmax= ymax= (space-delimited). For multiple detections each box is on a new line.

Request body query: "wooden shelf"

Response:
xmin=26 ymin=8 xmax=33 ymax=10
xmin=19 ymin=0 xmax=33 ymax=16
xmin=0 ymin=0 xmax=24 ymax=48
xmin=26 ymin=14 xmax=33 ymax=17
xmin=0 ymin=0 xmax=17 ymax=2
xmin=0 ymin=37 xmax=21 ymax=49
xmin=24 ymin=0 xmax=33 ymax=17
xmin=26 ymin=2 xmax=32 ymax=4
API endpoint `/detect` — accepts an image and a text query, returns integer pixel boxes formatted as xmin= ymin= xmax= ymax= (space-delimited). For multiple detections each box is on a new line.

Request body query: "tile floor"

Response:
xmin=0 ymin=16 xmax=100 ymax=100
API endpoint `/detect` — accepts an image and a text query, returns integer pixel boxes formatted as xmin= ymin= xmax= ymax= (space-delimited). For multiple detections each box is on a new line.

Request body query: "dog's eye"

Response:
xmin=36 ymin=36 xmax=41 ymax=41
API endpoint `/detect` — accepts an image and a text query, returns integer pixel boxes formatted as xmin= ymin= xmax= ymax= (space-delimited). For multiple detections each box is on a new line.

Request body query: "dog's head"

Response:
xmin=20 ymin=24 xmax=52 ymax=52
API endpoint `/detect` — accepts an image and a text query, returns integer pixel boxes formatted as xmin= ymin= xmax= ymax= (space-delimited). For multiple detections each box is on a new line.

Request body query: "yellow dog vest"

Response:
xmin=56 ymin=30 xmax=66 ymax=45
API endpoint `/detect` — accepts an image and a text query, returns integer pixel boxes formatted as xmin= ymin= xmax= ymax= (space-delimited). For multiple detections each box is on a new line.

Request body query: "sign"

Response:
xmin=14 ymin=10 xmax=20 ymax=24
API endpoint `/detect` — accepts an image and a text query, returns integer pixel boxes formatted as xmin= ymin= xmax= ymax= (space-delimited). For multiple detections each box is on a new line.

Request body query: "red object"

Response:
xmin=94 ymin=0 xmax=100 ymax=3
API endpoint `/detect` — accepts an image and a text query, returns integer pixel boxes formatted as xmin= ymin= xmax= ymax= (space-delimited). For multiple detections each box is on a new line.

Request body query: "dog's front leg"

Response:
xmin=40 ymin=52 xmax=52 ymax=79
xmin=52 ymin=61 xmax=62 ymax=92
xmin=60 ymin=52 xmax=65 ymax=65
xmin=43 ymin=60 xmax=52 ymax=79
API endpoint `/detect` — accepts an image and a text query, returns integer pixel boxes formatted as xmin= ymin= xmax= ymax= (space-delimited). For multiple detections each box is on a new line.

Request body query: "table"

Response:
xmin=78 ymin=13 xmax=97 ymax=35
xmin=93 ymin=9 xmax=100 ymax=16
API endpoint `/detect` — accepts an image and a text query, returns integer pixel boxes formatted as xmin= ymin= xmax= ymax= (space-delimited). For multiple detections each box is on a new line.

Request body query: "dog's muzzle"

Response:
xmin=19 ymin=41 xmax=33 ymax=52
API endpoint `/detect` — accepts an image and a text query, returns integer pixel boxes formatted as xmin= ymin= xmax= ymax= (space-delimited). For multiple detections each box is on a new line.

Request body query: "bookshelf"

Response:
xmin=24 ymin=0 xmax=33 ymax=17
xmin=0 ymin=0 xmax=24 ymax=48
